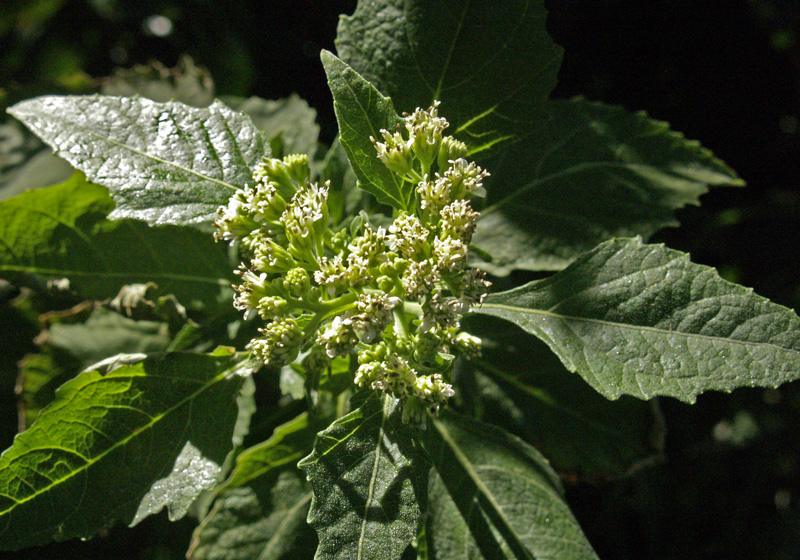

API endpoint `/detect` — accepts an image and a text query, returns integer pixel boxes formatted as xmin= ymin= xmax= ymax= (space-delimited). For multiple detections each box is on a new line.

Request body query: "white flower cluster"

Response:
xmin=214 ymin=102 xmax=489 ymax=424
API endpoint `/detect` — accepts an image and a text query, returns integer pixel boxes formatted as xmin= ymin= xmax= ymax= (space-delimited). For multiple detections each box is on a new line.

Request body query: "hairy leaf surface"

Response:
xmin=298 ymin=393 xmax=430 ymax=560
xmin=472 ymin=98 xmax=743 ymax=274
xmin=7 ymin=95 xmax=269 ymax=225
xmin=423 ymin=412 xmax=599 ymax=560
xmin=0 ymin=350 xmax=247 ymax=551
xmin=189 ymin=413 xmax=319 ymax=560
xmin=320 ymin=51 xmax=411 ymax=212
xmin=476 ymin=237 xmax=800 ymax=402
xmin=0 ymin=173 xmax=233 ymax=304
xmin=336 ymin=0 xmax=562 ymax=157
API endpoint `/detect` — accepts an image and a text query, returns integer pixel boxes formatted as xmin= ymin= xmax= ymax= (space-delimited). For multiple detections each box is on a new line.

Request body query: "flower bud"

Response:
xmin=437 ymin=136 xmax=468 ymax=171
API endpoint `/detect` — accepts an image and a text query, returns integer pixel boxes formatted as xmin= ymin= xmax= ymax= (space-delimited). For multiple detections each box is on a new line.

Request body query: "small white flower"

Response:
xmin=433 ymin=236 xmax=468 ymax=272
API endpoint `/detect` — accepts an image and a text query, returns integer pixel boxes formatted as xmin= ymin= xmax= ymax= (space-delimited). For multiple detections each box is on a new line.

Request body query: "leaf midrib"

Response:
xmin=432 ymin=418 xmax=534 ymax=560
xmin=0 ymin=357 xmax=242 ymax=518
xmin=12 ymin=105 xmax=239 ymax=192
xmin=357 ymin=395 xmax=389 ymax=560
xmin=478 ymin=303 xmax=798 ymax=353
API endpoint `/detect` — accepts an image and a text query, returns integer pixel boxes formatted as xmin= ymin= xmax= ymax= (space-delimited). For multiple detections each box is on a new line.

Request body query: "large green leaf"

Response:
xmin=423 ymin=412 xmax=599 ymax=560
xmin=475 ymin=237 xmax=800 ymax=402
xmin=298 ymin=393 xmax=430 ymax=560
xmin=320 ymin=51 xmax=411 ymax=212
xmin=7 ymin=95 xmax=269 ymax=225
xmin=189 ymin=413 xmax=320 ymax=560
xmin=336 ymin=0 xmax=563 ymax=157
xmin=0 ymin=349 xmax=248 ymax=551
xmin=458 ymin=315 xmax=663 ymax=479
xmin=0 ymin=173 xmax=234 ymax=304
xmin=472 ymin=98 xmax=744 ymax=274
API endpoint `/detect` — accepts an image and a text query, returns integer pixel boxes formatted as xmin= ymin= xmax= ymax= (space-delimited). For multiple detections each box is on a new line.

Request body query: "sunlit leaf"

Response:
xmin=320 ymin=51 xmax=411 ymax=212
xmin=0 ymin=173 xmax=233 ymax=305
xmin=0 ymin=349 xmax=248 ymax=551
xmin=7 ymin=95 xmax=269 ymax=225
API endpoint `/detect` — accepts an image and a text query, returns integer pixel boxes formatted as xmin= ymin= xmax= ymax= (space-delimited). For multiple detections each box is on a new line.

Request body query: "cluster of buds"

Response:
xmin=215 ymin=102 xmax=490 ymax=424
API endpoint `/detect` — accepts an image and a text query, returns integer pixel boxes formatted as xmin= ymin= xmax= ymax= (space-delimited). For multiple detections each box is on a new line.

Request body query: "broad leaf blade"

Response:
xmin=320 ymin=51 xmax=411 ymax=212
xmin=476 ymin=237 xmax=800 ymax=402
xmin=458 ymin=315 xmax=663 ymax=479
xmin=298 ymin=393 xmax=430 ymax=560
xmin=0 ymin=350 xmax=247 ymax=551
xmin=472 ymin=98 xmax=744 ymax=274
xmin=0 ymin=173 xmax=233 ymax=304
xmin=423 ymin=412 xmax=599 ymax=560
xmin=7 ymin=95 xmax=269 ymax=225
xmin=336 ymin=0 xmax=563 ymax=157
xmin=189 ymin=413 xmax=319 ymax=560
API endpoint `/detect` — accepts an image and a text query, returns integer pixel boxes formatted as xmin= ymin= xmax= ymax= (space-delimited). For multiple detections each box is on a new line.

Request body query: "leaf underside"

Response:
xmin=476 ymin=237 xmax=800 ymax=402
xmin=7 ymin=95 xmax=270 ymax=225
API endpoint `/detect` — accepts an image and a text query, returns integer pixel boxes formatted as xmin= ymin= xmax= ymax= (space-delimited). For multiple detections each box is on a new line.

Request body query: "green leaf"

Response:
xmin=189 ymin=413 xmax=319 ymax=560
xmin=423 ymin=412 xmax=599 ymax=560
xmin=336 ymin=0 xmax=563 ymax=157
xmin=458 ymin=315 xmax=663 ymax=479
xmin=472 ymin=98 xmax=744 ymax=274
xmin=0 ymin=350 xmax=248 ymax=551
xmin=0 ymin=173 xmax=234 ymax=304
xmin=222 ymin=94 xmax=321 ymax=160
xmin=475 ymin=237 xmax=800 ymax=402
xmin=320 ymin=51 xmax=411 ymax=212
xmin=7 ymin=95 xmax=269 ymax=225
xmin=298 ymin=393 xmax=430 ymax=560
xmin=17 ymin=306 xmax=172 ymax=428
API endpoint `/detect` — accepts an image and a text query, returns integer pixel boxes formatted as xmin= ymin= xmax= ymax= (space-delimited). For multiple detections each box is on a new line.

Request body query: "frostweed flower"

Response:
xmin=213 ymin=102 xmax=490 ymax=426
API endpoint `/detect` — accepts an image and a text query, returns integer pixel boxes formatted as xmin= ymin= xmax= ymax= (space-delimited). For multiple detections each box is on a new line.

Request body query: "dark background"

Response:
xmin=2 ymin=0 xmax=800 ymax=558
